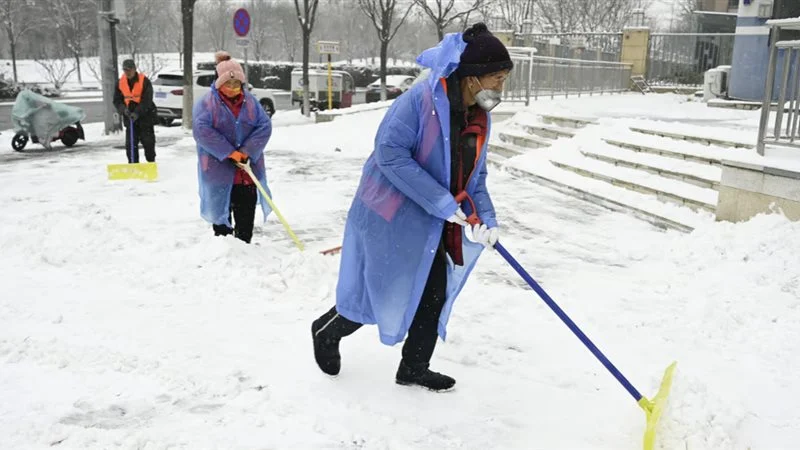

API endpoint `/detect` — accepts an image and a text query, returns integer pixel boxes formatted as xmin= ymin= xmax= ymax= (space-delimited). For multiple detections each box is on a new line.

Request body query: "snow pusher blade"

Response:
xmin=108 ymin=119 xmax=158 ymax=181
xmin=494 ymin=241 xmax=676 ymax=450
xmin=107 ymin=162 xmax=158 ymax=181
xmin=235 ymin=161 xmax=304 ymax=252
xmin=639 ymin=361 xmax=677 ymax=450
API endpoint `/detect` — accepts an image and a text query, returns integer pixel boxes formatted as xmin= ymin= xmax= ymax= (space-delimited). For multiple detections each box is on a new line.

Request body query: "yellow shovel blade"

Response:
xmin=107 ymin=162 xmax=158 ymax=181
xmin=638 ymin=361 xmax=677 ymax=450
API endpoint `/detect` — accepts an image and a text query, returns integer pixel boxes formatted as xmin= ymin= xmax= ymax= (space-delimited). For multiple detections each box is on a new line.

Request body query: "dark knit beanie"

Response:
xmin=455 ymin=23 xmax=514 ymax=78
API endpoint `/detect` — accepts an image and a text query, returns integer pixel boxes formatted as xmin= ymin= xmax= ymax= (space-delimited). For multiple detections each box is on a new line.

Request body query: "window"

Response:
xmin=153 ymin=75 xmax=183 ymax=86
xmin=758 ymin=2 xmax=772 ymax=17
xmin=196 ymin=75 xmax=215 ymax=87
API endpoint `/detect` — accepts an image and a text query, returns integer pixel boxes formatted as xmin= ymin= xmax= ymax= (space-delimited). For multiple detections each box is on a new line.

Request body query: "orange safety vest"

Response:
xmin=119 ymin=73 xmax=145 ymax=106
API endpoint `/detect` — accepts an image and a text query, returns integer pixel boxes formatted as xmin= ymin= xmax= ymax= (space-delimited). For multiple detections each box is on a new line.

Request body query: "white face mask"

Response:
xmin=473 ymin=78 xmax=502 ymax=112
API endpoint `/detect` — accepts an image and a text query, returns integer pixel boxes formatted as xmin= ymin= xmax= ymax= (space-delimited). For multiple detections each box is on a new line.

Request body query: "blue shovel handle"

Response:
xmin=493 ymin=241 xmax=644 ymax=403
xmin=129 ymin=117 xmax=134 ymax=163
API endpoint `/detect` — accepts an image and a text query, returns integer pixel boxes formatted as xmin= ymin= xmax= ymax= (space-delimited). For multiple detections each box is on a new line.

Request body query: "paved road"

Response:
xmin=0 ymin=90 xmax=369 ymax=134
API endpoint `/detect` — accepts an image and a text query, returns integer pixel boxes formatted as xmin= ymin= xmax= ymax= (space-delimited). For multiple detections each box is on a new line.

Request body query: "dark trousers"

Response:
xmin=213 ymin=184 xmax=258 ymax=243
xmin=315 ymin=239 xmax=448 ymax=365
xmin=124 ymin=120 xmax=156 ymax=163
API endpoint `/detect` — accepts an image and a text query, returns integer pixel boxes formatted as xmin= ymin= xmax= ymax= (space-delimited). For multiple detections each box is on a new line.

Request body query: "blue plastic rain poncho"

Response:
xmin=335 ymin=32 xmax=498 ymax=345
xmin=193 ymin=86 xmax=273 ymax=227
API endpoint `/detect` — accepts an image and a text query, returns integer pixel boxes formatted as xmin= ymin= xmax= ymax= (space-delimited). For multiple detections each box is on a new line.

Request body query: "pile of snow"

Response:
xmin=1 ymin=97 xmax=799 ymax=449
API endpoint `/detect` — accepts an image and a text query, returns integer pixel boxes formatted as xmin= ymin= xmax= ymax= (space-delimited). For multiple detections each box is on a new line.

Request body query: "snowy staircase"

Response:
xmin=488 ymin=114 xmax=755 ymax=232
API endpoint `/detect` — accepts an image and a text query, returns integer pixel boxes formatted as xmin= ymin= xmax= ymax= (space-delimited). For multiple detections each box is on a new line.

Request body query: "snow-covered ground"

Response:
xmin=1 ymin=95 xmax=799 ymax=450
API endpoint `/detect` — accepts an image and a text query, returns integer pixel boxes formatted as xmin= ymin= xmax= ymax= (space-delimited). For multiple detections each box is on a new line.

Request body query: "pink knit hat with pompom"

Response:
xmin=215 ymin=59 xmax=246 ymax=89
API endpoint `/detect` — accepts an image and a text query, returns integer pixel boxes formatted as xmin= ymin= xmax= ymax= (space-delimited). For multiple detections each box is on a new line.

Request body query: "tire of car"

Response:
xmin=260 ymin=98 xmax=276 ymax=117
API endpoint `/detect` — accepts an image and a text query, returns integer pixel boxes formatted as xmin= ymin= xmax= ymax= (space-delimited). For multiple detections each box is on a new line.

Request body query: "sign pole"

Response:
xmin=327 ymin=54 xmax=333 ymax=110
xmin=233 ymin=7 xmax=251 ymax=86
xmin=316 ymin=40 xmax=341 ymax=111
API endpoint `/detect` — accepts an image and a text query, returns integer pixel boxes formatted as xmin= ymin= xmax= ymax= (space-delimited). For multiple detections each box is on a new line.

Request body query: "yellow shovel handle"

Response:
xmin=236 ymin=161 xmax=305 ymax=251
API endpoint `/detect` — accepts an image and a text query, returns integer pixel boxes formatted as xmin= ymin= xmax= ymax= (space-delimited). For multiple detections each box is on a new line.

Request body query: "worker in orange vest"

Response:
xmin=113 ymin=59 xmax=157 ymax=163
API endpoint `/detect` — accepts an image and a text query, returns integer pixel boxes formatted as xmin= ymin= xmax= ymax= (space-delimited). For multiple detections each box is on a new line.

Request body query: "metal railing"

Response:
xmin=756 ymin=19 xmax=800 ymax=155
xmin=504 ymin=47 xmax=632 ymax=106
xmin=647 ymin=33 xmax=735 ymax=86
xmin=517 ymin=33 xmax=623 ymax=62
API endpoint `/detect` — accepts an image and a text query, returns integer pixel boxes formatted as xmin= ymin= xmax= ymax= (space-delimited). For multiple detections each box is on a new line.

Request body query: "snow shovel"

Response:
xmin=494 ymin=241 xmax=676 ymax=450
xmin=235 ymin=160 xmax=305 ymax=251
xmin=107 ymin=118 xmax=158 ymax=181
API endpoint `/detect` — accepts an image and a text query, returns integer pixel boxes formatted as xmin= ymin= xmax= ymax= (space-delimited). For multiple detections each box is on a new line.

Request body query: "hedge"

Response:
xmin=196 ymin=61 xmax=420 ymax=90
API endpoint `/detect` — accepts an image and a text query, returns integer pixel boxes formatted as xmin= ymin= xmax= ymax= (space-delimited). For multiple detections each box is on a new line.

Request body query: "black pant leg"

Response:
xmin=231 ymin=184 xmax=257 ymax=243
xmin=139 ymin=122 xmax=156 ymax=162
xmin=401 ymin=240 xmax=448 ymax=365
xmin=314 ymin=306 xmax=363 ymax=340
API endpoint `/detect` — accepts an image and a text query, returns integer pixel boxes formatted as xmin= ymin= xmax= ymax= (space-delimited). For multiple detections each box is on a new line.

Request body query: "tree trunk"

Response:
xmin=75 ymin=54 xmax=83 ymax=84
xmin=437 ymin=23 xmax=444 ymax=41
xmin=302 ymin=27 xmax=310 ymax=117
xmin=380 ymin=39 xmax=388 ymax=101
xmin=10 ymin=34 xmax=18 ymax=83
xmin=182 ymin=0 xmax=195 ymax=129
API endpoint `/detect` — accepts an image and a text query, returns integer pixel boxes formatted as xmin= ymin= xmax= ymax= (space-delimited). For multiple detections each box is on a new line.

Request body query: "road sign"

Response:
xmin=235 ymin=38 xmax=250 ymax=47
xmin=317 ymin=41 xmax=341 ymax=55
xmin=233 ymin=8 xmax=250 ymax=37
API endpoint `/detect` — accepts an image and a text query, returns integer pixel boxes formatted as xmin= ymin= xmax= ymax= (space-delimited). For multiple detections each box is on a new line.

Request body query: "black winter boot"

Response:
xmin=311 ymin=318 xmax=341 ymax=376
xmin=395 ymin=360 xmax=456 ymax=392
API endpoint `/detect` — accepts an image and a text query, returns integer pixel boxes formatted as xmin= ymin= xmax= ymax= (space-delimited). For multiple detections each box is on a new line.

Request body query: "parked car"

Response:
xmin=364 ymin=74 xmax=415 ymax=103
xmin=152 ymin=69 xmax=277 ymax=125
xmin=291 ymin=69 xmax=355 ymax=113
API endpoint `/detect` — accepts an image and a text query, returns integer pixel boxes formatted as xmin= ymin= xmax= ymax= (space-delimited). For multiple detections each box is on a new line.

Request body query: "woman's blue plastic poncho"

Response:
xmin=193 ymin=86 xmax=273 ymax=227
xmin=335 ymin=32 xmax=498 ymax=345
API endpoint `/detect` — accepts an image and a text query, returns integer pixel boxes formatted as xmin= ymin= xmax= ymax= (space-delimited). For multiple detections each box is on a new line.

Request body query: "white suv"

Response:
xmin=153 ymin=69 xmax=277 ymax=125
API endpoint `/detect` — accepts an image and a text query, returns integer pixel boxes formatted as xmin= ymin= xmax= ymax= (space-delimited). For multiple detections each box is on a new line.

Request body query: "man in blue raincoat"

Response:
xmin=312 ymin=23 xmax=513 ymax=392
xmin=193 ymin=57 xmax=273 ymax=244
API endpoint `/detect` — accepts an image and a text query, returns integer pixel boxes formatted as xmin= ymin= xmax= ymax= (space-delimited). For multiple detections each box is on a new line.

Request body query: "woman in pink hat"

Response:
xmin=192 ymin=57 xmax=273 ymax=244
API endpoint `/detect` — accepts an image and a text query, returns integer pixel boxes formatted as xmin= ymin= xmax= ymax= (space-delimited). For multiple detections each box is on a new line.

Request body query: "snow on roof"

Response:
xmin=766 ymin=17 xmax=800 ymax=29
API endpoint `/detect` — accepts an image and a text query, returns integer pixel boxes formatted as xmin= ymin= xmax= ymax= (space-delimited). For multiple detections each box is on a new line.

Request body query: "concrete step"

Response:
xmin=522 ymin=124 xmax=576 ymax=140
xmin=488 ymin=141 xmax=526 ymax=159
xmin=487 ymin=157 xmax=705 ymax=232
xmin=548 ymin=155 xmax=718 ymax=213
xmin=581 ymin=145 xmax=721 ymax=190
xmin=498 ymin=131 xmax=552 ymax=149
xmin=540 ymin=114 xmax=598 ymax=129
xmin=629 ymin=126 xmax=754 ymax=149
xmin=603 ymin=138 xmax=722 ymax=166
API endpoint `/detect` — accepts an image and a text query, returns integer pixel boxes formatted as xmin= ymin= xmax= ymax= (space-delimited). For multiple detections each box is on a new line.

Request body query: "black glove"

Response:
xmin=130 ymin=112 xmax=139 ymax=122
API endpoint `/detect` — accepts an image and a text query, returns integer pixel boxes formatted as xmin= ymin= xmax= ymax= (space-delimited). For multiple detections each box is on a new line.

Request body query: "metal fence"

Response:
xmin=756 ymin=22 xmax=800 ymax=155
xmin=516 ymin=33 xmax=623 ymax=62
xmin=647 ymin=33 xmax=735 ymax=86
xmin=504 ymin=47 xmax=633 ymax=106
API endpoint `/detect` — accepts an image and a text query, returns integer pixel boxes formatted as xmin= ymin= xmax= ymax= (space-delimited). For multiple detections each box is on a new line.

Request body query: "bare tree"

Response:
xmin=277 ymin=4 xmax=300 ymax=62
xmin=536 ymin=0 xmax=653 ymax=33
xmin=412 ymin=0 xmax=486 ymax=41
xmin=358 ymin=0 xmax=413 ymax=100
xmin=182 ymin=0 xmax=197 ymax=129
xmin=293 ymin=0 xmax=321 ymax=116
xmin=40 ymin=0 xmax=96 ymax=84
xmin=119 ymin=0 xmax=156 ymax=61
xmin=248 ymin=0 xmax=274 ymax=62
xmin=198 ymin=0 xmax=232 ymax=52
xmin=1 ymin=0 xmax=35 ymax=82
xmin=498 ymin=0 xmax=534 ymax=33
xmin=35 ymin=53 xmax=78 ymax=89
